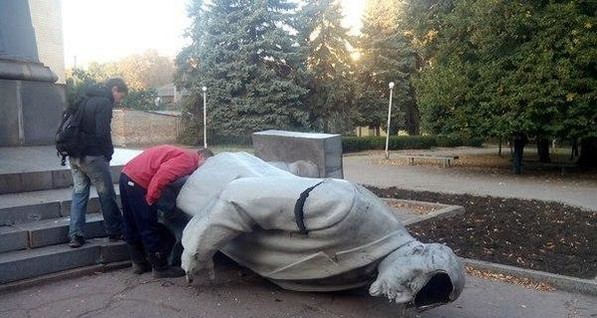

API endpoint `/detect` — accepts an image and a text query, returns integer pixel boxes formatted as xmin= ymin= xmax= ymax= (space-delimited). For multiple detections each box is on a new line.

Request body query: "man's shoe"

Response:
xmin=148 ymin=251 xmax=186 ymax=278
xmin=108 ymin=234 xmax=123 ymax=242
xmin=132 ymin=262 xmax=152 ymax=275
xmin=153 ymin=266 xmax=186 ymax=278
xmin=69 ymin=235 xmax=85 ymax=248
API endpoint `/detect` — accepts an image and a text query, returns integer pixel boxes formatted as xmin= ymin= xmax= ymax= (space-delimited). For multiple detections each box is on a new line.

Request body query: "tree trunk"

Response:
xmin=498 ymin=137 xmax=502 ymax=157
xmin=578 ymin=137 xmax=597 ymax=168
xmin=405 ymin=101 xmax=420 ymax=135
xmin=536 ymin=137 xmax=551 ymax=163
xmin=512 ymin=133 xmax=527 ymax=174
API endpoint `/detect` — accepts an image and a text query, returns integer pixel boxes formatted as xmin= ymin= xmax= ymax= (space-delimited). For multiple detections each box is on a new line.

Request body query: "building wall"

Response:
xmin=112 ymin=109 xmax=181 ymax=147
xmin=29 ymin=0 xmax=65 ymax=83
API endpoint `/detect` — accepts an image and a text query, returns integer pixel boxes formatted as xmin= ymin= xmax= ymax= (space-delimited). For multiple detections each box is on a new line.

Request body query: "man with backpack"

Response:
xmin=64 ymin=78 xmax=128 ymax=248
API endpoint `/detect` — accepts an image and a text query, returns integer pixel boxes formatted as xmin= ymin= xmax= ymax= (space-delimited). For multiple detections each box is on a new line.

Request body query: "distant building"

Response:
xmin=156 ymin=83 xmax=189 ymax=110
xmin=28 ymin=0 xmax=65 ymax=83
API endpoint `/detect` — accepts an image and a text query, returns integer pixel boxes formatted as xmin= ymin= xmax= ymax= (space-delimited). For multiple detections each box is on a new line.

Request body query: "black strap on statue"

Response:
xmin=293 ymin=181 xmax=324 ymax=235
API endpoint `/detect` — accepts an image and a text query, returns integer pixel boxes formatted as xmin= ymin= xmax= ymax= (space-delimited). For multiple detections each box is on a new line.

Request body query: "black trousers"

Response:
xmin=119 ymin=173 xmax=173 ymax=255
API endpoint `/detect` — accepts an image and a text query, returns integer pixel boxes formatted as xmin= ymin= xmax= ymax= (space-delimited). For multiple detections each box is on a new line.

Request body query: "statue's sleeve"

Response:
xmin=181 ymin=196 xmax=256 ymax=273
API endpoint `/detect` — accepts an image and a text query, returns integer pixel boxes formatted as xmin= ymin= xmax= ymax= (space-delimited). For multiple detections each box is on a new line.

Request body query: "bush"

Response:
xmin=211 ymin=134 xmax=253 ymax=146
xmin=342 ymin=135 xmax=484 ymax=153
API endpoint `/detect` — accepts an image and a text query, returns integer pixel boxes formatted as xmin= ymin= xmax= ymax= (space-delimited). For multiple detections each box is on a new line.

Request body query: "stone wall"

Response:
xmin=112 ymin=109 xmax=181 ymax=147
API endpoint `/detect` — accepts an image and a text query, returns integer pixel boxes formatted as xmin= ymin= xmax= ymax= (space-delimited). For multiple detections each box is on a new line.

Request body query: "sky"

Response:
xmin=61 ymin=0 xmax=366 ymax=68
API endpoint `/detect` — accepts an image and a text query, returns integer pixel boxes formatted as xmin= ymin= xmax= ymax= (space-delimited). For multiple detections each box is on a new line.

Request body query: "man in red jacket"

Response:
xmin=120 ymin=145 xmax=212 ymax=278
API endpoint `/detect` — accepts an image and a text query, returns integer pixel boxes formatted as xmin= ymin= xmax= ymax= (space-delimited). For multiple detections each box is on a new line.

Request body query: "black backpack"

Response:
xmin=55 ymin=97 xmax=88 ymax=166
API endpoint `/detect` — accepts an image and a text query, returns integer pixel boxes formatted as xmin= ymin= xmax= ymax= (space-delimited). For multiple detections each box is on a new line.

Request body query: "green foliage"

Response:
xmin=298 ymin=0 xmax=356 ymax=133
xmin=66 ymin=68 xmax=161 ymax=111
xmin=415 ymin=0 xmax=597 ymax=141
xmin=355 ymin=0 xmax=420 ymax=134
xmin=342 ymin=135 xmax=483 ymax=152
xmin=177 ymin=0 xmax=309 ymax=136
xmin=120 ymin=89 xmax=159 ymax=111
xmin=65 ymin=68 xmax=99 ymax=108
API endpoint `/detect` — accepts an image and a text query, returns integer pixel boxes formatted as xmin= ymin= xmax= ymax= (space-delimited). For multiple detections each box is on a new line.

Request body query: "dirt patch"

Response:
xmin=368 ymin=186 xmax=597 ymax=279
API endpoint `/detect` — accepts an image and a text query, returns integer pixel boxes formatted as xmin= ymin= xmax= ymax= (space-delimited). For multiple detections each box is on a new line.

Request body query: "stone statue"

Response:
xmin=176 ymin=152 xmax=464 ymax=311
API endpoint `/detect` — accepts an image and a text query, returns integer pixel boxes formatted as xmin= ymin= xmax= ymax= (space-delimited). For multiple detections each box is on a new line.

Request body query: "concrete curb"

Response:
xmin=462 ymin=258 xmax=597 ymax=296
xmin=0 ymin=261 xmax=131 ymax=294
xmin=383 ymin=198 xmax=465 ymax=226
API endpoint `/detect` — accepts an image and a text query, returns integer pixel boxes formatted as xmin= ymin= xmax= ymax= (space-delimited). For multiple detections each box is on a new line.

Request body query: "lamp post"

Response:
xmin=202 ymin=86 xmax=207 ymax=148
xmin=385 ymin=82 xmax=395 ymax=159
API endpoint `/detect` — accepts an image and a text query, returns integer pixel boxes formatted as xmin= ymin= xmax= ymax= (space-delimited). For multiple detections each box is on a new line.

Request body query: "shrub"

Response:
xmin=342 ymin=135 xmax=483 ymax=153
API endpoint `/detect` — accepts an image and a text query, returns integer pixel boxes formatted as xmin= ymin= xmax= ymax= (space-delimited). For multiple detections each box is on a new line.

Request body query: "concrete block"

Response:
xmin=16 ymin=214 xmax=106 ymax=248
xmin=0 ymin=226 xmax=28 ymax=253
xmin=0 ymin=244 xmax=101 ymax=283
xmin=100 ymin=241 xmax=130 ymax=263
xmin=0 ymin=201 xmax=61 ymax=225
xmin=252 ymin=130 xmax=344 ymax=178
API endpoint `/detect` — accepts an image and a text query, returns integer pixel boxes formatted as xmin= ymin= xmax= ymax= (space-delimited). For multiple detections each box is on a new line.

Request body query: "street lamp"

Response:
xmin=385 ymin=82 xmax=395 ymax=159
xmin=202 ymin=86 xmax=207 ymax=148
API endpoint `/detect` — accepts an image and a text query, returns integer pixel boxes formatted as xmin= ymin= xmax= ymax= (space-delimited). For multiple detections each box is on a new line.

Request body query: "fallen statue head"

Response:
xmin=174 ymin=152 xmax=465 ymax=311
xmin=370 ymin=242 xmax=464 ymax=310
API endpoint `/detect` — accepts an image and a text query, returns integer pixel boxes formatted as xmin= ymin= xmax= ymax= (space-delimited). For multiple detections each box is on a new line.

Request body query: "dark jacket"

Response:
xmin=80 ymin=86 xmax=114 ymax=159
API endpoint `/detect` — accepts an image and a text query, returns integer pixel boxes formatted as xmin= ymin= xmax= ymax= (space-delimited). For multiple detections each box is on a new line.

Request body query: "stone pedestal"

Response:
xmin=0 ymin=0 xmax=65 ymax=146
xmin=0 ymin=79 xmax=65 ymax=146
xmin=252 ymin=130 xmax=344 ymax=178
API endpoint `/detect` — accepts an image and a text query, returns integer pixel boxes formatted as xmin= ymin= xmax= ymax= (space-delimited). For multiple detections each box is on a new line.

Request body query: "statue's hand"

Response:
xmin=182 ymin=251 xmax=215 ymax=283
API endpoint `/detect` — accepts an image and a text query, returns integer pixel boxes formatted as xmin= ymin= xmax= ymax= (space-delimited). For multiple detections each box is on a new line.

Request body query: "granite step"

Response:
xmin=0 ymin=214 xmax=109 ymax=253
xmin=0 ymin=185 xmax=120 ymax=226
xmin=0 ymin=238 xmax=129 ymax=284
xmin=0 ymin=164 xmax=124 ymax=195
xmin=0 ymin=146 xmax=140 ymax=194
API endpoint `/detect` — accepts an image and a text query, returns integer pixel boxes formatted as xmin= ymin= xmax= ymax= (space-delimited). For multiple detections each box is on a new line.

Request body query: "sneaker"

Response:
xmin=69 ymin=235 xmax=85 ymax=248
xmin=108 ymin=233 xmax=123 ymax=242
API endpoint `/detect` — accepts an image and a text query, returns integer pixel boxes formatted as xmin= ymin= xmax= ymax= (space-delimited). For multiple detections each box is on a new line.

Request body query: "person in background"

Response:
xmin=119 ymin=145 xmax=213 ymax=278
xmin=68 ymin=78 xmax=128 ymax=248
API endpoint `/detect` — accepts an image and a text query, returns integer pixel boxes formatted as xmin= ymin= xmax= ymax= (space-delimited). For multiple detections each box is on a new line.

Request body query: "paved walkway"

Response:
xmin=1 ymin=146 xmax=595 ymax=317
xmin=343 ymin=150 xmax=597 ymax=210
xmin=0 ymin=260 xmax=595 ymax=318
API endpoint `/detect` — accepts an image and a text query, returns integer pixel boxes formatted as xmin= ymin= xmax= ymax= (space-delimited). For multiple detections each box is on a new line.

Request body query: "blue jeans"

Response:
xmin=69 ymin=156 xmax=123 ymax=237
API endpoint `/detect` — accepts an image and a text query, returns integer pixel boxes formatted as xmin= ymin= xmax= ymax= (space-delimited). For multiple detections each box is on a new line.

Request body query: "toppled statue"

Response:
xmin=176 ymin=152 xmax=464 ymax=311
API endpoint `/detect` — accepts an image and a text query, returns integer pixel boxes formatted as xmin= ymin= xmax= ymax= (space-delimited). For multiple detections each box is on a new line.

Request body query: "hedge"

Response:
xmin=197 ymin=134 xmax=483 ymax=152
xmin=342 ymin=136 xmax=484 ymax=153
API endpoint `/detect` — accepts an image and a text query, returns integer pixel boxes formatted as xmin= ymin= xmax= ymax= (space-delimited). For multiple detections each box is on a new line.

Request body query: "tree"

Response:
xmin=86 ymin=50 xmax=174 ymax=90
xmin=355 ymin=0 xmax=419 ymax=135
xmin=415 ymin=0 xmax=597 ymax=169
xmin=297 ymin=0 xmax=356 ymax=133
xmin=176 ymin=0 xmax=309 ymax=136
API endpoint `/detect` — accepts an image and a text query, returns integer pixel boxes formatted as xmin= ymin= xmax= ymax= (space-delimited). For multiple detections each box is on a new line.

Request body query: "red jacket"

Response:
xmin=122 ymin=145 xmax=206 ymax=205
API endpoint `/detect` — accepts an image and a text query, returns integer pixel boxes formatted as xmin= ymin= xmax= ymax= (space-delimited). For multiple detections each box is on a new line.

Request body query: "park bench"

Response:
xmin=395 ymin=154 xmax=459 ymax=168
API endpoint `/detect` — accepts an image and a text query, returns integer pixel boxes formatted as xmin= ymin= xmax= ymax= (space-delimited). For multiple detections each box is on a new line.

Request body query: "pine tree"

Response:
xmin=298 ymin=0 xmax=356 ymax=133
xmin=355 ymin=0 xmax=419 ymax=135
xmin=177 ymin=0 xmax=309 ymax=136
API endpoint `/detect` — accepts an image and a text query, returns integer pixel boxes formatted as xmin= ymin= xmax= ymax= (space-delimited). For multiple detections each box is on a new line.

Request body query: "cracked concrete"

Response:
xmin=0 ymin=255 xmax=595 ymax=318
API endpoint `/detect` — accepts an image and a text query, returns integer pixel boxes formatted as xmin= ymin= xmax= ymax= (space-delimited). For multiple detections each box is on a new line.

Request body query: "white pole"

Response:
xmin=385 ymin=82 xmax=395 ymax=159
xmin=202 ymin=86 xmax=207 ymax=148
